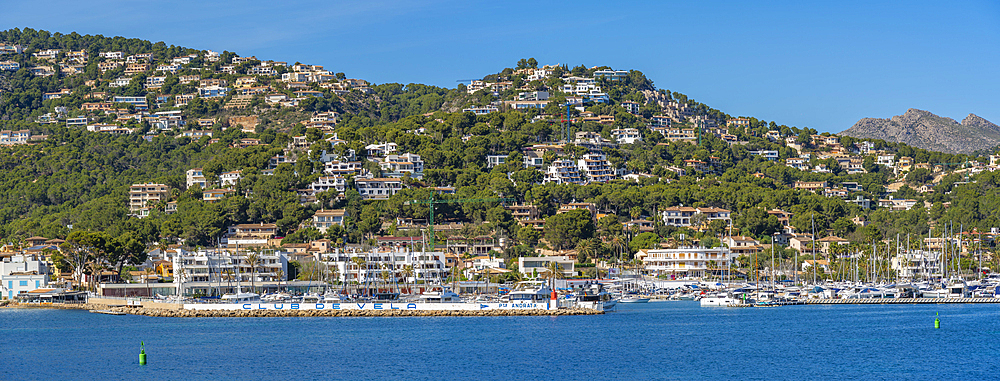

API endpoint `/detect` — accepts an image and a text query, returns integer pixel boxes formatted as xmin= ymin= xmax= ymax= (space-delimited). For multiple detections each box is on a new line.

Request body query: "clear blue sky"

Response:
xmin=3 ymin=0 xmax=998 ymax=132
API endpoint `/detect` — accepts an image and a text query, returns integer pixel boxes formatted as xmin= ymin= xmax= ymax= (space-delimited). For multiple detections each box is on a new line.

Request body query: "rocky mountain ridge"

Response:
xmin=840 ymin=109 xmax=1000 ymax=154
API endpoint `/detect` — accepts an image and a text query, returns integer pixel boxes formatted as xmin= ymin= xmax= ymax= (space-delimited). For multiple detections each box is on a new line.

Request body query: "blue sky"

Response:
xmin=2 ymin=0 xmax=998 ymax=132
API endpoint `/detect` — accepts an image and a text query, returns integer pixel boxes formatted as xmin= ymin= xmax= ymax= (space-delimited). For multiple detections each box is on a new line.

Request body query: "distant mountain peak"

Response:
xmin=841 ymin=110 xmax=999 ymax=154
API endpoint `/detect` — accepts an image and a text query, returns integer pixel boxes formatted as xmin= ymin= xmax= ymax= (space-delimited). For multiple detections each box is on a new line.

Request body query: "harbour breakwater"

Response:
xmin=108 ymin=306 xmax=603 ymax=318
xmin=804 ymin=298 xmax=1000 ymax=305
xmin=3 ymin=302 xmax=602 ymax=317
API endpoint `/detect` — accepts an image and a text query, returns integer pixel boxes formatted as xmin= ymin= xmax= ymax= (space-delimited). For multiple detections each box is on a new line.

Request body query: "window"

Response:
xmin=19 ymin=281 xmax=28 ymax=287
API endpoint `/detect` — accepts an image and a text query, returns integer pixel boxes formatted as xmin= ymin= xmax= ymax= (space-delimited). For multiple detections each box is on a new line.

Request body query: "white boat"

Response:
xmin=322 ymin=291 xmax=345 ymax=302
xmin=301 ymin=292 xmax=321 ymax=303
xmin=923 ymin=280 xmax=970 ymax=298
xmin=418 ymin=287 xmax=463 ymax=303
xmin=573 ymin=282 xmax=617 ymax=311
xmin=671 ymin=292 xmax=699 ymax=301
xmin=261 ymin=292 xmax=292 ymax=302
xmin=699 ymin=293 xmax=744 ymax=307
xmin=619 ymin=296 xmax=651 ymax=303
xmin=221 ymin=292 xmax=260 ymax=303
xmin=506 ymin=281 xmax=554 ymax=304
xmin=921 ymin=288 xmax=949 ymax=298
xmin=373 ymin=292 xmax=400 ymax=301
xmin=845 ymin=287 xmax=885 ymax=299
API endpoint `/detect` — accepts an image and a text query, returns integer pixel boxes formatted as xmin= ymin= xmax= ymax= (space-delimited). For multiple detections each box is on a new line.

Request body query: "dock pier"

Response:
xmin=804 ymin=298 xmax=1000 ymax=305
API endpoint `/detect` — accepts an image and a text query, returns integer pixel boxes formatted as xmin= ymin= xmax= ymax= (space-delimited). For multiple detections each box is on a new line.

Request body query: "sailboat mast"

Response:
xmin=811 ymin=214 xmax=816 ymax=285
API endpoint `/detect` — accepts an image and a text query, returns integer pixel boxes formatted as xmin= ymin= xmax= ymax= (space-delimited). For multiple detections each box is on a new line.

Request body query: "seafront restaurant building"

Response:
xmin=636 ymin=247 xmax=733 ymax=279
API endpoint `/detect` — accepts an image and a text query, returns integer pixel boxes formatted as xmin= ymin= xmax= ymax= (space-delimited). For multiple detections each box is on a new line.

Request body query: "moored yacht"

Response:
xmin=505 ymin=281 xmax=553 ymax=304
xmin=619 ymin=295 xmax=651 ymax=303
xmin=418 ymin=286 xmax=463 ymax=303
xmin=699 ymin=293 xmax=740 ymax=307
xmin=221 ymin=291 xmax=260 ymax=303
xmin=573 ymin=282 xmax=617 ymax=311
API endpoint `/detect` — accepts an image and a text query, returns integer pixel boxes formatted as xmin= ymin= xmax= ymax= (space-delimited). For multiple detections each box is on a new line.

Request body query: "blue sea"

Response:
xmin=2 ymin=302 xmax=998 ymax=380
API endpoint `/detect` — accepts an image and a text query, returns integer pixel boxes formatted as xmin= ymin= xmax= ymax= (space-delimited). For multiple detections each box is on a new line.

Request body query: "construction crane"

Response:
xmin=404 ymin=194 xmax=515 ymax=250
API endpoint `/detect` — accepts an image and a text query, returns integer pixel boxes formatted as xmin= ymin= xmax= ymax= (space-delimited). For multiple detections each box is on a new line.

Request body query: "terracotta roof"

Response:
xmin=817 ymin=236 xmax=849 ymax=242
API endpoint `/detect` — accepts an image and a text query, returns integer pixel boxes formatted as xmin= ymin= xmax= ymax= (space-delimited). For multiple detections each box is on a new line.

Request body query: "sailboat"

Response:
xmin=221 ymin=244 xmax=260 ymax=303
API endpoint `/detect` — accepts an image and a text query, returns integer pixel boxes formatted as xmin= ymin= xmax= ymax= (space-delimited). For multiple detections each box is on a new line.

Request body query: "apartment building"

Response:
xmin=313 ymin=209 xmax=347 ymax=232
xmin=224 ymin=223 xmax=279 ymax=247
xmin=310 ymin=176 xmax=347 ymax=195
xmin=637 ymin=247 xmax=733 ymax=278
xmin=577 ymin=153 xmax=615 ymax=183
xmin=355 ymin=178 xmax=405 ymax=200
xmin=543 ymin=159 xmax=586 ymax=185
xmin=129 ymin=183 xmax=170 ymax=213
xmin=611 ymin=128 xmax=642 ymax=144
xmin=0 ymin=130 xmax=30 ymax=145
xmin=186 ymin=168 xmax=208 ymax=189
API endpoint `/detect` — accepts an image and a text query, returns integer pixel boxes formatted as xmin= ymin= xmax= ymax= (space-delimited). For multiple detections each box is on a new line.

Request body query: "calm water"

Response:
xmin=2 ymin=302 xmax=998 ymax=380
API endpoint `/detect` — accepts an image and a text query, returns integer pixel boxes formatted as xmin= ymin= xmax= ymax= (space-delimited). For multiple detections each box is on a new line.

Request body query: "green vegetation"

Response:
xmin=1 ymin=28 xmax=998 ymax=272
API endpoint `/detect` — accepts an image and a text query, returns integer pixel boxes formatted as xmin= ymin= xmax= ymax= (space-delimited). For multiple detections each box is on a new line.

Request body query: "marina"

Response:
xmin=3 ymin=301 xmax=997 ymax=380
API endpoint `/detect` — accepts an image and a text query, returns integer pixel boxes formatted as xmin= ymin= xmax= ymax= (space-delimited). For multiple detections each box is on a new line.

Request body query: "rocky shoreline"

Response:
xmin=3 ymin=302 xmax=603 ymax=317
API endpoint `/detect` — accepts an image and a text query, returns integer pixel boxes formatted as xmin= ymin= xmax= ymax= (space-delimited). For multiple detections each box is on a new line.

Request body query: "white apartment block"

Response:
xmin=519 ymin=256 xmax=575 ymax=278
xmin=220 ymin=170 xmax=242 ymax=187
xmin=1 ymin=254 xmax=51 ymax=300
xmin=129 ymin=183 xmax=170 ymax=213
xmin=355 ymin=178 xmax=405 ymax=200
xmin=378 ymin=153 xmax=424 ymax=177
xmin=611 ymin=128 xmax=642 ymax=144
xmin=577 ymin=153 xmax=615 ymax=183
xmin=638 ymin=247 xmax=733 ymax=278
xmin=0 ymin=130 xmax=30 ymax=145
xmin=310 ymin=176 xmax=347 ymax=195
xmin=365 ymin=142 xmax=398 ymax=157
xmin=660 ymin=206 xmax=731 ymax=227
xmin=876 ymin=154 xmax=895 ymax=167
xmin=544 ymin=159 xmax=586 ymax=185
xmin=890 ymin=251 xmax=942 ymax=279
xmin=324 ymin=160 xmax=362 ymax=176
xmin=318 ymin=248 xmax=449 ymax=285
xmin=99 ymin=51 xmax=123 ymax=59
xmin=172 ymin=249 xmax=288 ymax=294
xmin=486 ymin=155 xmax=507 ymax=168
xmin=312 ymin=209 xmax=347 ymax=232
xmin=186 ymin=168 xmax=208 ymax=189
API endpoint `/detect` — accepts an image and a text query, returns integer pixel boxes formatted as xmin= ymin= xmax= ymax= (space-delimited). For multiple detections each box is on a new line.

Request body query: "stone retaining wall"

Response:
xmin=112 ymin=307 xmax=603 ymax=318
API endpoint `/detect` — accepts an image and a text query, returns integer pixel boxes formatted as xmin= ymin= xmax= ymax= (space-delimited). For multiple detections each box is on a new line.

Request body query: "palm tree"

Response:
xmin=245 ymin=251 xmax=261 ymax=293
xmin=223 ymin=268 xmax=235 ymax=289
xmin=381 ymin=269 xmax=391 ymax=293
xmin=328 ymin=264 xmax=339 ymax=286
xmin=543 ymin=261 xmax=565 ymax=291
xmin=144 ymin=267 xmax=155 ymax=296
xmin=576 ymin=238 xmax=597 ymax=263
xmin=350 ymin=257 xmax=366 ymax=295
xmin=274 ymin=268 xmax=285 ymax=292
xmin=610 ymin=235 xmax=627 ymax=258
xmin=402 ymin=265 xmax=414 ymax=294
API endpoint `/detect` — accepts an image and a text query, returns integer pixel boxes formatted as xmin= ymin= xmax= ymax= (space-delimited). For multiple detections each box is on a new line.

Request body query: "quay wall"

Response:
xmin=805 ymin=298 xmax=1000 ymax=305
xmin=113 ymin=307 xmax=603 ymax=318
xmin=87 ymin=297 xmax=182 ymax=310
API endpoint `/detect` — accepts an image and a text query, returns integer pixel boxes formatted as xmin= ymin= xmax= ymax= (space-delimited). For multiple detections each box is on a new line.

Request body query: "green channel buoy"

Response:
xmin=934 ymin=312 xmax=940 ymax=329
xmin=139 ymin=341 xmax=147 ymax=365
